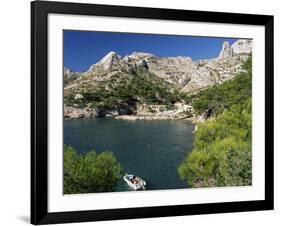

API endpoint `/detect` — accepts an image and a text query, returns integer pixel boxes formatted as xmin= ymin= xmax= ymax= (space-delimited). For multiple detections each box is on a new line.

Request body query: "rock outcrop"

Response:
xmin=64 ymin=39 xmax=252 ymax=119
xmin=64 ymin=102 xmax=195 ymax=120
xmin=64 ymin=67 xmax=81 ymax=84
xmin=89 ymin=51 xmax=121 ymax=71
xmin=136 ymin=59 xmax=149 ymax=70
xmin=218 ymin=39 xmax=252 ymax=59
xmin=218 ymin=41 xmax=234 ymax=59
xmin=64 ymin=105 xmax=98 ymax=119
xmin=231 ymin=39 xmax=252 ymax=54
xmin=69 ymin=39 xmax=252 ymax=94
xmin=114 ymin=114 xmax=189 ymax=121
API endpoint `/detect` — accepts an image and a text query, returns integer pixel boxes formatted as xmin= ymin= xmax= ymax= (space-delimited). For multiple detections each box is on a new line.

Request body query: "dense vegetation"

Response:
xmin=64 ymin=68 xmax=182 ymax=110
xmin=64 ymin=145 xmax=123 ymax=194
xmin=178 ymin=56 xmax=252 ymax=187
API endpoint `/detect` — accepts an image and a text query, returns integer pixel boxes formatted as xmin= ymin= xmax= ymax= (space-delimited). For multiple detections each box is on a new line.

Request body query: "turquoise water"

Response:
xmin=64 ymin=118 xmax=195 ymax=191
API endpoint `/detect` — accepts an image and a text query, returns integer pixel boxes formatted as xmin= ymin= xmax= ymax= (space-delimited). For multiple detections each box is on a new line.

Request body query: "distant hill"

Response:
xmin=63 ymin=39 xmax=252 ymax=119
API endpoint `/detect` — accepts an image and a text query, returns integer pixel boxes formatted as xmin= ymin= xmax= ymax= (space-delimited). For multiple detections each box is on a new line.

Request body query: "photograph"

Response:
xmin=30 ymin=1 xmax=274 ymax=224
xmin=63 ymin=30 xmax=252 ymax=194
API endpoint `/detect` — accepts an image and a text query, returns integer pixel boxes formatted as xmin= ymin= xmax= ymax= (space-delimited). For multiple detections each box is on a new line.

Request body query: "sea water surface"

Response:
xmin=64 ymin=118 xmax=195 ymax=191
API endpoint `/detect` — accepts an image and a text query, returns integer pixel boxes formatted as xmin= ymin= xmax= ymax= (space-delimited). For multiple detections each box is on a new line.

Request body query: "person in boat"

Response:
xmin=130 ymin=176 xmax=136 ymax=183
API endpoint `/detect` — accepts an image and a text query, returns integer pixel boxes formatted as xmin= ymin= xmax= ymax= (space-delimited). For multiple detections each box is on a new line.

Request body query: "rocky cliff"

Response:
xmin=64 ymin=39 xmax=252 ymax=119
xmin=64 ymin=68 xmax=82 ymax=85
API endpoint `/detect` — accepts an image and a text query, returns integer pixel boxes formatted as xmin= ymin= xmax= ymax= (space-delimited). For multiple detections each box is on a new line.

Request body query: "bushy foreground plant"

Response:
xmin=178 ymin=56 xmax=252 ymax=188
xmin=64 ymin=145 xmax=123 ymax=194
xmin=178 ymin=100 xmax=252 ymax=187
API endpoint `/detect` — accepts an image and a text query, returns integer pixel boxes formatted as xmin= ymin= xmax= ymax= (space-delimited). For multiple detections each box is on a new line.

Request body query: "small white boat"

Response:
xmin=123 ymin=174 xmax=146 ymax=190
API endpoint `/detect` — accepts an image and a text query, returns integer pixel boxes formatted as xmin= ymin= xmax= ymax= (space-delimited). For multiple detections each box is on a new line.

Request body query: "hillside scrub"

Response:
xmin=64 ymin=68 xmax=182 ymax=109
xmin=64 ymin=145 xmax=123 ymax=194
xmin=192 ymin=56 xmax=252 ymax=116
xmin=178 ymin=56 xmax=252 ymax=187
xmin=178 ymin=100 xmax=252 ymax=187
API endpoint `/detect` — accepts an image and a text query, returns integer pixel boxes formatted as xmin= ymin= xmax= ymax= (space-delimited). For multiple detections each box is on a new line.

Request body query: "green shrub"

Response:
xmin=178 ymin=99 xmax=252 ymax=187
xmin=178 ymin=56 xmax=252 ymax=188
xmin=64 ymin=145 xmax=123 ymax=194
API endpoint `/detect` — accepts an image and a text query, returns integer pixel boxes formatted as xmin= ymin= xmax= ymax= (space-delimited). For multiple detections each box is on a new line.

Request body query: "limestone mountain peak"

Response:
xmin=218 ymin=41 xmax=233 ymax=59
xmin=128 ymin=52 xmax=155 ymax=59
xmin=89 ymin=51 xmax=121 ymax=71
xmin=218 ymin=39 xmax=252 ymax=59
xmin=66 ymin=39 xmax=252 ymax=96
xmin=231 ymin=39 xmax=252 ymax=54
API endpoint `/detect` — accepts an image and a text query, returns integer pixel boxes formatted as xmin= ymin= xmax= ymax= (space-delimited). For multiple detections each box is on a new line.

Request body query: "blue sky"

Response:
xmin=64 ymin=30 xmax=237 ymax=72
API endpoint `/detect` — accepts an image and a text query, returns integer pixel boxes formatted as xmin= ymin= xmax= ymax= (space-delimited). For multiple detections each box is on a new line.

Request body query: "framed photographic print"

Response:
xmin=31 ymin=0 xmax=274 ymax=224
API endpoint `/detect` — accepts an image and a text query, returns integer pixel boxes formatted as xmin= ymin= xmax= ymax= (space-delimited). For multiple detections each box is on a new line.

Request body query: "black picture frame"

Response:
xmin=31 ymin=0 xmax=274 ymax=224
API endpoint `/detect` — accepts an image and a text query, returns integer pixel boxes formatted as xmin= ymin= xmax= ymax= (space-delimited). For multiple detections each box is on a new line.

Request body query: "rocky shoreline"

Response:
xmin=114 ymin=114 xmax=199 ymax=122
xmin=64 ymin=113 xmax=199 ymax=123
xmin=64 ymin=102 xmax=199 ymax=122
xmin=64 ymin=108 xmax=199 ymax=124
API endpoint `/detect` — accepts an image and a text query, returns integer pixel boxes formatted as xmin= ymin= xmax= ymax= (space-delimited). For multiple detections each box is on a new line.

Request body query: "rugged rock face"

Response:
xmin=218 ymin=41 xmax=234 ymax=59
xmin=136 ymin=59 xmax=149 ymax=70
xmin=114 ymin=102 xmax=195 ymax=120
xmin=64 ymin=67 xmax=72 ymax=78
xmin=181 ymin=54 xmax=249 ymax=93
xmin=231 ymin=39 xmax=252 ymax=54
xmin=64 ymin=68 xmax=81 ymax=85
xmin=128 ymin=52 xmax=155 ymax=59
xmin=218 ymin=39 xmax=252 ymax=59
xmin=64 ymin=105 xmax=98 ymax=118
xmin=69 ymin=39 xmax=251 ymax=93
xmin=64 ymin=102 xmax=194 ymax=120
xmin=64 ymin=39 xmax=252 ymax=118
xmin=89 ymin=51 xmax=121 ymax=71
